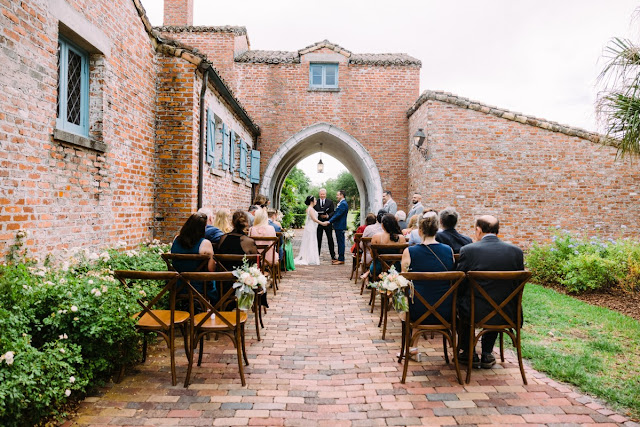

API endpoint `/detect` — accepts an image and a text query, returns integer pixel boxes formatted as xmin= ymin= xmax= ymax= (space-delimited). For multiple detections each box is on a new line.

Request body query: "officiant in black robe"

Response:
xmin=315 ymin=188 xmax=336 ymax=260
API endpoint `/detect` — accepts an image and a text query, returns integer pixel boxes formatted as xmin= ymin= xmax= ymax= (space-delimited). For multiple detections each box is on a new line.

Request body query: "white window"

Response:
xmin=309 ymin=63 xmax=338 ymax=89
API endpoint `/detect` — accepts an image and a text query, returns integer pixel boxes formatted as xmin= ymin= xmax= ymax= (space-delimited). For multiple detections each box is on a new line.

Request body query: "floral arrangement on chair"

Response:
xmin=369 ymin=265 xmax=412 ymax=312
xmin=232 ymin=259 xmax=268 ymax=310
xmin=345 ymin=229 xmax=354 ymax=245
xmin=283 ymin=229 xmax=295 ymax=242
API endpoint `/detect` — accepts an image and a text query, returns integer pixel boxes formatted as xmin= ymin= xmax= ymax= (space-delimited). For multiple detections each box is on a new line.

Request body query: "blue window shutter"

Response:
xmin=250 ymin=150 xmax=261 ymax=184
xmin=229 ymin=129 xmax=236 ymax=172
xmin=239 ymin=140 xmax=247 ymax=179
xmin=206 ymin=108 xmax=215 ymax=165
xmin=221 ymin=123 xmax=229 ymax=170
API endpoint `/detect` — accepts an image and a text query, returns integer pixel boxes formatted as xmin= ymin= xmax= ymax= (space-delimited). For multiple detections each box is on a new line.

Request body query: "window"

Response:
xmin=309 ymin=63 xmax=338 ymax=89
xmin=57 ymin=37 xmax=89 ymax=136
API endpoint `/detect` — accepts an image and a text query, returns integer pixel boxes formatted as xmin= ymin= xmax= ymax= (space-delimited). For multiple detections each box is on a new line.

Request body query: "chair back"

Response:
xmin=114 ymin=270 xmax=181 ymax=329
xmin=353 ymin=233 xmax=363 ymax=248
xmin=466 ymin=271 xmax=531 ymax=329
xmin=213 ymin=254 xmax=261 ymax=271
xmin=400 ymin=271 xmax=465 ymax=329
xmin=360 ymin=236 xmax=373 ymax=266
xmin=162 ymin=253 xmax=210 ymax=273
xmin=370 ymin=243 xmax=408 ymax=278
xmin=179 ymin=272 xmax=239 ymax=329
xmin=253 ymin=236 xmax=279 ymax=266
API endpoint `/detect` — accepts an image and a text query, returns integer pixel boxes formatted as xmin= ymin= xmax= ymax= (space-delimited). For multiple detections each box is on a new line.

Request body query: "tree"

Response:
xmin=597 ymin=37 xmax=640 ymax=158
xmin=310 ymin=171 xmax=360 ymax=209
xmin=280 ymin=167 xmax=311 ymax=228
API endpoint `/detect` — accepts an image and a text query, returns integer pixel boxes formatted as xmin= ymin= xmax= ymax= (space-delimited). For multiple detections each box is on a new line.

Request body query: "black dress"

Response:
xmin=217 ymin=232 xmax=267 ymax=307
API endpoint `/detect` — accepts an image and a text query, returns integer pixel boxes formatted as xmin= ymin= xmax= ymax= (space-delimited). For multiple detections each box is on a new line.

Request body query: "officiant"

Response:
xmin=315 ymin=188 xmax=337 ymax=261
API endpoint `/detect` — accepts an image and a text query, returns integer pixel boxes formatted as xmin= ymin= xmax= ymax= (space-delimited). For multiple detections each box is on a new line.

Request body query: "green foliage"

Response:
xmin=522 ymin=284 xmax=640 ymax=418
xmin=526 ymin=231 xmax=640 ymax=293
xmin=280 ymin=167 xmax=311 ymax=228
xmin=310 ymin=171 xmax=360 ymax=209
xmin=0 ymin=242 xmax=168 ymax=426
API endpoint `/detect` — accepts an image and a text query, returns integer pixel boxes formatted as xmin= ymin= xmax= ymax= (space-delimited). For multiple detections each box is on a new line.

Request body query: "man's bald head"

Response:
xmin=475 ymin=215 xmax=499 ymax=235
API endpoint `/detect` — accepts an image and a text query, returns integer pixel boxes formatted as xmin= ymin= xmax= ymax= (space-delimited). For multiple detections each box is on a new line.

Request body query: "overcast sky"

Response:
xmin=142 ymin=0 xmax=639 ymax=183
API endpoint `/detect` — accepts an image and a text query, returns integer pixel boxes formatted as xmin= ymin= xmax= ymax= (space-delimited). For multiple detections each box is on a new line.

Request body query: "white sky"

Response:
xmin=142 ymin=0 xmax=639 ymax=183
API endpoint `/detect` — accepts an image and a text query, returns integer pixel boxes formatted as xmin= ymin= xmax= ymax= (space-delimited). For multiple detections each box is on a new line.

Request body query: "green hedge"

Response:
xmin=0 ymin=241 xmax=168 ymax=426
xmin=526 ymin=231 xmax=640 ymax=293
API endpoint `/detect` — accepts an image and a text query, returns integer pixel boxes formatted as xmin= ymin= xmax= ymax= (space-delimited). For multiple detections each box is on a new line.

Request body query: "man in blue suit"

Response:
xmin=323 ymin=189 xmax=349 ymax=265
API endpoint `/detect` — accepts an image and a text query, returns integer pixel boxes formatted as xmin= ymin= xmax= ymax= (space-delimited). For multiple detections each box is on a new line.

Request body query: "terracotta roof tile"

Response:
xmin=235 ymin=50 xmax=300 ymax=64
xmin=154 ymin=25 xmax=247 ymax=35
xmin=350 ymin=53 xmax=421 ymax=66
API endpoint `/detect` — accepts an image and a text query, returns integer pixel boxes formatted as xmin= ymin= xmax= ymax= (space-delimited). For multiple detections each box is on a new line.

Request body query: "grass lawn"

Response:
xmin=522 ymin=284 xmax=640 ymax=418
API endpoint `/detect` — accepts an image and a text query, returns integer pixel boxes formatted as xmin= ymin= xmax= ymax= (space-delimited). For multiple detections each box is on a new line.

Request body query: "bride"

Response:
xmin=294 ymin=195 xmax=323 ymax=265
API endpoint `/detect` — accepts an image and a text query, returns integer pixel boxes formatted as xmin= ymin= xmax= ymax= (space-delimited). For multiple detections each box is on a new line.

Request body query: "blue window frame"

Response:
xmin=57 ymin=37 xmax=89 ymax=136
xmin=309 ymin=63 xmax=338 ymax=89
xmin=206 ymin=108 xmax=215 ymax=167
xmin=239 ymin=140 xmax=248 ymax=179
xmin=221 ymin=123 xmax=229 ymax=170
xmin=229 ymin=129 xmax=236 ymax=173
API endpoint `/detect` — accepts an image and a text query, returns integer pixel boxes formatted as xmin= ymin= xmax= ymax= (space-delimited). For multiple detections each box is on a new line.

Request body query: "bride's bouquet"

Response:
xmin=232 ymin=258 xmax=267 ymax=310
xmin=369 ymin=266 xmax=412 ymax=312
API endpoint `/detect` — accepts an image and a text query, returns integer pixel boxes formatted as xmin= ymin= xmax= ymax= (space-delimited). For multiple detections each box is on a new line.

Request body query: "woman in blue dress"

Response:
xmin=401 ymin=211 xmax=455 ymax=324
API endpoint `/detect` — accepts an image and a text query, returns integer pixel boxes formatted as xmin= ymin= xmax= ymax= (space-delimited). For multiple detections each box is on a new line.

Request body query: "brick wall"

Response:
xmin=408 ymin=99 xmax=640 ymax=247
xmin=164 ymin=0 xmax=193 ymax=26
xmin=0 ymin=0 xmax=157 ymax=257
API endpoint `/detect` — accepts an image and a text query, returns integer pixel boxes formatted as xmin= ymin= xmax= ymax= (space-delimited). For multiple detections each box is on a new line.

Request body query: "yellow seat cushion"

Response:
xmin=134 ymin=310 xmax=190 ymax=328
xmin=194 ymin=311 xmax=248 ymax=329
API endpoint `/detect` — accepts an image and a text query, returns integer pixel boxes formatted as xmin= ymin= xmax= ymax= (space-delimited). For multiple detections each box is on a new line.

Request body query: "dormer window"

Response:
xmin=310 ymin=63 xmax=338 ymax=89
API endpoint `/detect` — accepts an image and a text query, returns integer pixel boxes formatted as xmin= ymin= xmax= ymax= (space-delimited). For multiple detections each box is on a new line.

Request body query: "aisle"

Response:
xmin=69 ymin=234 xmax=636 ymax=426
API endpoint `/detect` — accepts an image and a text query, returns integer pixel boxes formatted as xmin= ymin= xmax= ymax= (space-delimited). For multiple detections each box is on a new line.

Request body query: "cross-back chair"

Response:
xmin=397 ymin=271 xmax=465 ymax=384
xmin=254 ymin=236 xmax=280 ymax=295
xmin=212 ymin=254 xmax=264 ymax=341
xmin=359 ymin=236 xmax=373 ymax=294
xmin=370 ymin=243 xmax=408 ymax=338
xmin=350 ymin=232 xmax=363 ymax=282
xmin=179 ymin=271 xmax=250 ymax=387
xmin=161 ymin=253 xmax=213 ymax=309
xmin=114 ymin=270 xmax=189 ymax=386
xmin=464 ymin=270 xmax=531 ymax=384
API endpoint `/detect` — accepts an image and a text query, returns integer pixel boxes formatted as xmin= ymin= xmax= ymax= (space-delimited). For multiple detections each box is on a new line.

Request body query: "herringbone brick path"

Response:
xmin=70 ymin=242 xmax=637 ymax=426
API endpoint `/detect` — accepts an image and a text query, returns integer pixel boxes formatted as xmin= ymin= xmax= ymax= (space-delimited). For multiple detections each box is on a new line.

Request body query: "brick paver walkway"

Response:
xmin=70 ymin=238 xmax=637 ymax=426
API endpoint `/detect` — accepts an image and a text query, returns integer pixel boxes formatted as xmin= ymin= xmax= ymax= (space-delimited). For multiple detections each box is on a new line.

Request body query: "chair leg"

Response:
xmin=197 ymin=336 xmax=205 ymax=366
xmin=260 ymin=304 xmax=265 ymax=328
xmin=369 ymin=288 xmax=376 ymax=312
xmin=180 ymin=324 xmax=190 ymax=362
xmin=516 ymin=330 xmax=527 ymax=385
xmin=142 ymin=333 xmax=148 ymax=363
xmin=377 ymin=293 xmax=385 ymax=327
xmin=254 ymin=302 xmax=261 ymax=341
xmin=401 ymin=327 xmax=412 ymax=384
xmin=169 ymin=326 xmax=177 ymax=387
xmin=184 ymin=331 xmax=196 ymax=388
xmin=236 ymin=327 xmax=246 ymax=386
xmin=442 ymin=335 xmax=449 ymax=364
xmin=398 ymin=320 xmax=406 ymax=364
xmin=381 ymin=296 xmax=389 ymax=340
xmin=451 ymin=329 xmax=463 ymax=385
xmin=499 ymin=332 xmax=505 ymax=362
xmin=465 ymin=325 xmax=476 ymax=384
xmin=241 ymin=324 xmax=249 ymax=366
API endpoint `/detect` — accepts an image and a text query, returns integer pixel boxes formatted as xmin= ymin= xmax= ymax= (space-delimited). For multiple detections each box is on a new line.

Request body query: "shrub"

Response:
xmin=0 ymin=240 xmax=169 ymax=426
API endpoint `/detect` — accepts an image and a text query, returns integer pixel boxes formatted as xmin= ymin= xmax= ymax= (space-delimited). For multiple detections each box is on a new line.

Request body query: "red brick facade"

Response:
xmin=408 ymin=93 xmax=640 ymax=247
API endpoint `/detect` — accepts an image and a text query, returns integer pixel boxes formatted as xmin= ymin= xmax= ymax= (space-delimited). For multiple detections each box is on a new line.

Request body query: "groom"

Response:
xmin=324 ymin=189 xmax=348 ymax=265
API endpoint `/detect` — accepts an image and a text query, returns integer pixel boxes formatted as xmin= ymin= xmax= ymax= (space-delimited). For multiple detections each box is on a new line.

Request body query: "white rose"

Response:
xmin=101 ymin=285 xmax=108 ymax=293
xmin=59 ymin=348 xmax=65 ymax=353
xmin=240 ymin=272 xmax=251 ymax=283
xmin=249 ymin=266 xmax=261 ymax=276
xmin=94 ymin=290 xmax=101 ymax=297
xmin=70 ymin=306 xmax=78 ymax=312
xmin=2 ymin=351 xmax=14 ymax=365
xmin=386 ymin=282 xmax=398 ymax=292
xmin=245 ymin=276 xmax=256 ymax=288
xmin=88 ymin=280 xmax=94 ymax=285
xmin=65 ymin=389 xmax=71 ymax=397
xmin=69 ymin=376 xmax=75 ymax=383
xmin=257 ymin=275 xmax=267 ymax=286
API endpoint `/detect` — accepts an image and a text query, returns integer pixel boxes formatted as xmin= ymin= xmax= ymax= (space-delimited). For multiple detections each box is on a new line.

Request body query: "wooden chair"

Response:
xmin=275 ymin=231 xmax=285 ymax=279
xmin=359 ymin=237 xmax=373 ymax=294
xmin=179 ymin=271 xmax=250 ymax=387
xmin=464 ymin=270 xmax=532 ymax=384
xmin=370 ymin=243 xmax=409 ymax=339
xmin=254 ymin=236 xmax=280 ymax=295
xmin=161 ymin=253 xmax=213 ymax=310
xmin=350 ymin=232 xmax=363 ymax=282
xmin=113 ymin=270 xmax=189 ymax=386
xmin=211 ymin=254 xmax=264 ymax=341
xmin=397 ymin=271 xmax=465 ymax=384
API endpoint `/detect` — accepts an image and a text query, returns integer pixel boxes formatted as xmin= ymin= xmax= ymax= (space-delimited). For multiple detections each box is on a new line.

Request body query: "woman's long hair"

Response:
xmin=213 ymin=208 xmax=232 ymax=233
xmin=231 ymin=211 xmax=250 ymax=234
xmin=381 ymin=213 xmax=402 ymax=242
xmin=252 ymin=208 xmax=269 ymax=228
xmin=176 ymin=212 xmax=207 ymax=248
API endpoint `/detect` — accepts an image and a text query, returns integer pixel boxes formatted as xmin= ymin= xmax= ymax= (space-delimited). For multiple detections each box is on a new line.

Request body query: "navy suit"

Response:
xmin=457 ymin=235 xmax=524 ymax=354
xmin=329 ymin=199 xmax=349 ymax=261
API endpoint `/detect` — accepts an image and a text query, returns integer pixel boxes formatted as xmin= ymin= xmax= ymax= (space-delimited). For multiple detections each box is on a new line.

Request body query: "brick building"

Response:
xmin=1 ymin=0 xmax=639 ymax=259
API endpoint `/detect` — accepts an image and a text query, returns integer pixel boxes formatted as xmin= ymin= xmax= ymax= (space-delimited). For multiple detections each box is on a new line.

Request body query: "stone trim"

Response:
xmin=53 ymin=128 xmax=107 ymax=152
xmin=407 ymin=90 xmax=605 ymax=144
xmin=299 ymin=40 xmax=352 ymax=57
xmin=153 ymin=25 xmax=247 ymax=36
xmin=308 ymin=88 xmax=341 ymax=93
xmin=235 ymin=50 xmax=300 ymax=64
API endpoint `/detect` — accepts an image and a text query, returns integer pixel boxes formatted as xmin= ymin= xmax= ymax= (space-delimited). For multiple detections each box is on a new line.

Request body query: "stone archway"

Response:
xmin=260 ymin=123 xmax=383 ymax=219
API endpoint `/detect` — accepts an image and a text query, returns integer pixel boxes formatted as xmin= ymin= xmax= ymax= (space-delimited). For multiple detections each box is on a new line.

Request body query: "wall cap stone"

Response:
xmin=407 ymin=90 xmax=612 ymax=145
xmin=153 ymin=25 xmax=247 ymax=36
xmin=53 ymin=128 xmax=107 ymax=152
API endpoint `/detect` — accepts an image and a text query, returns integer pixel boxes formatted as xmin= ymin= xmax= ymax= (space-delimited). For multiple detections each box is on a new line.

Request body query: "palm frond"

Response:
xmin=598 ymin=92 xmax=640 ymax=158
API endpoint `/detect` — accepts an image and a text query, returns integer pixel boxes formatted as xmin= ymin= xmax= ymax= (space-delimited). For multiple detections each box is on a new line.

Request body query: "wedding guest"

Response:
xmin=408 ymin=210 xmax=439 ymax=246
xmin=396 ymin=210 xmax=408 ymax=230
xmin=268 ymin=209 xmax=284 ymax=259
xmin=407 ymin=193 xmax=424 ymax=219
xmin=382 ymin=190 xmax=397 ymax=214
xmin=361 ymin=209 xmax=386 ymax=264
xmin=170 ymin=212 xmax=216 ymax=302
xmin=254 ymin=194 xmax=269 ymax=208
xmin=435 ymin=207 xmax=472 ymax=254
xmin=198 ymin=206 xmax=224 ymax=245
xmin=213 ymin=208 xmax=233 ymax=233
xmin=249 ymin=208 xmax=279 ymax=265
xmin=362 ymin=214 xmax=406 ymax=284
xmin=403 ymin=214 xmax=419 ymax=237
xmin=351 ymin=213 xmax=376 ymax=254
xmin=246 ymin=205 xmax=259 ymax=226
xmin=401 ymin=211 xmax=455 ymax=324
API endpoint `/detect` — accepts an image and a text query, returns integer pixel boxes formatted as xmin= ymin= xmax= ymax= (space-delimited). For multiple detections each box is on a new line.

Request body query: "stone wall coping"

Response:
xmin=53 ymin=128 xmax=108 ymax=152
xmin=153 ymin=25 xmax=247 ymax=36
xmin=407 ymin=90 xmax=608 ymax=144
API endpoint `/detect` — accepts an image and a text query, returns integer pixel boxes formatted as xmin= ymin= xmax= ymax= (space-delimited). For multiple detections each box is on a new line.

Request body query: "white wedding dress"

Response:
xmin=294 ymin=207 xmax=320 ymax=265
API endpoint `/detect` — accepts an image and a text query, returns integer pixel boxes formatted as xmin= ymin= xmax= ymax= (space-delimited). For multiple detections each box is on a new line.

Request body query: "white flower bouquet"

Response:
xmin=369 ymin=266 xmax=412 ymax=312
xmin=232 ymin=259 xmax=267 ymax=310
xmin=345 ymin=230 xmax=354 ymax=245
xmin=283 ymin=229 xmax=295 ymax=242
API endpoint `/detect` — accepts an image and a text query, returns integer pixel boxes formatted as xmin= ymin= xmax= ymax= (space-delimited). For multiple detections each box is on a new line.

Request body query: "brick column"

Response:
xmin=163 ymin=0 xmax=194 ymax=26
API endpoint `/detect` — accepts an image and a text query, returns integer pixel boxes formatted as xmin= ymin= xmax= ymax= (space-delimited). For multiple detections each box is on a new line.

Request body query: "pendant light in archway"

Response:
xmin=317 ymin=143 xmax=324 ymax=173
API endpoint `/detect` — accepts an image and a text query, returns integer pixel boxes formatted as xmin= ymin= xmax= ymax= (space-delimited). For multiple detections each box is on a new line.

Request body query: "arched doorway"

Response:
xmin=260 ymin=123 xmax=383 ymax=219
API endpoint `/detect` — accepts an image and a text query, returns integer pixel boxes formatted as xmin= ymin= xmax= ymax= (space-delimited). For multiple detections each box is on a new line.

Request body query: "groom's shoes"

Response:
xmin=332 ymin=260 xmax=345 ymax=265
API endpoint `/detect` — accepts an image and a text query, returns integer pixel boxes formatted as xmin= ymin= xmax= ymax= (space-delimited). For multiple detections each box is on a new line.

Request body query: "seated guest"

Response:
xmin=246 ymin=205 xmax=259 ymax=226
xmin=401 ymin=211 xmax=454 ymax=324
xmin=408 ymin=210 xmax=438 ymax=246
xmin=249 ymin=208 xmax=279 ymax=265
xmin=351 ymin=213 xmax=376 ymax=254
xmin=457 ymin=215 xmax=524 ymax=369
xmin=402 ymin=214 xmax=419 ymax=237
xmin=198 ymin=206 xmax=224 ymax=246
xmin=362 ymin=214 xmax=406 ymax=284
xmin=436 ymin=207 xmax=472 ymax=254
xmin=267 ymin=209 xmax=284 ymax=259
xmin=254 ymin=194 xmax=269 ymax=208
xmin=213 ymin=208 xmax=233 ymax=233
xmin=396 ymin=210 xmax=408 ymax=230
xmin=170 ymin=212 xmax=216 ymax=302
xmin=361 ymin=209 xmax=386 ymax=264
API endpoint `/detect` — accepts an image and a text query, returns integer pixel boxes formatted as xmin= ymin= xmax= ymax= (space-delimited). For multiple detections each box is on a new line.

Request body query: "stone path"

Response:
xmin=70 ymin=238 xmax=637 ymax=426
